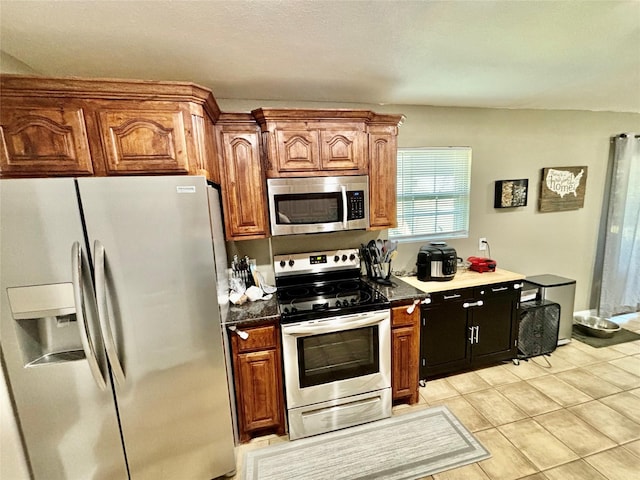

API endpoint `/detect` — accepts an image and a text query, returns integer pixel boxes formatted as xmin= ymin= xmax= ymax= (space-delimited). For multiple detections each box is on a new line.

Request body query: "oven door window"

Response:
xmin=274 ymin=192 xmax=343 ymax=225
xmin=297 ymin=326 xmax=379 ymax=388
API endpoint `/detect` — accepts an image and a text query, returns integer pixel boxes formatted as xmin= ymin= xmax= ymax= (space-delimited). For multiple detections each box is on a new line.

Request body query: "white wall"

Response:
xmin=0 ymin=50 xmax=39 ymax=74
xmin=218 ymin=98 xmax=640 ymax=312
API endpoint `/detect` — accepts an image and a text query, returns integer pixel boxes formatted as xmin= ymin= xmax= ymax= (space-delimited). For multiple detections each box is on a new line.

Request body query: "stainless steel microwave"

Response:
xmin=267 ymin=176 xmax=369 ymax=236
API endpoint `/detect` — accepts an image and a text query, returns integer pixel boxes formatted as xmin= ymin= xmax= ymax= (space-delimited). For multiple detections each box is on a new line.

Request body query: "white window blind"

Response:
xmin=389 ymin=147 xmax=471 ymax=242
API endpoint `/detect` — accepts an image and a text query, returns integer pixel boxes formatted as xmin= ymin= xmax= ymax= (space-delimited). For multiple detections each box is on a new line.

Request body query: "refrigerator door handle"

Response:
xmin=94 ymin=240 xmax=126 ymax=386
xmin=71 ymin=241 xmax=107 ymax=391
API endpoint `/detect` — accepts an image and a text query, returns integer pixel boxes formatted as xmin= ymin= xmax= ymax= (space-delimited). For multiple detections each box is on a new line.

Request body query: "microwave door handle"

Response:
xmin=284 ymin=312 xmax=387 ymax=336
xmin=341 ymin=185 xmax=348 ymax=228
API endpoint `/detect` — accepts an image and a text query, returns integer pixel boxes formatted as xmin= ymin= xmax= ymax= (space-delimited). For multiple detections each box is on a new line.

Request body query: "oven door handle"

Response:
xmin=283 ymin=312 xmax=388 ymax=336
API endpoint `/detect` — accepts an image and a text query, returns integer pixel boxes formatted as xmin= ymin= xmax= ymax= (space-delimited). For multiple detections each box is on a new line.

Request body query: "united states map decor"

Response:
xmin=539 ymin=166 xmax=588 ymax=212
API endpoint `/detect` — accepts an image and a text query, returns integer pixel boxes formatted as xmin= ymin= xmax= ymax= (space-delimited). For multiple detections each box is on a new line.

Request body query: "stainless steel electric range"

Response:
xmin=274 ymin=248 xmax=392 ymax=440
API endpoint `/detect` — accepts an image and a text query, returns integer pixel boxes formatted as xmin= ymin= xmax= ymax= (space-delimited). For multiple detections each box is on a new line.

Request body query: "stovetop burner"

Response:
xmin=277 ymin=280 xmax=388 ymax=322
xmin=278 ymin=279 xmax=367 ymax=302
xmin=274 ymin=248 xmax=390 ymax=323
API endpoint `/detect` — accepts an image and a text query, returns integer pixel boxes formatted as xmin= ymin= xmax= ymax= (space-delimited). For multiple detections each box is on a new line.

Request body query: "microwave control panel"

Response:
xmin=346 ymin=191 xmax=365 ymax=220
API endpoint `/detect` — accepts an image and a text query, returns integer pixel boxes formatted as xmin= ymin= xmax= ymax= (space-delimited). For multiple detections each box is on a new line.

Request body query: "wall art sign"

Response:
xmin=539 ymin=166 xmax=587 ymax=212
xmin=494 ymin=179 xmax=528 ymax=208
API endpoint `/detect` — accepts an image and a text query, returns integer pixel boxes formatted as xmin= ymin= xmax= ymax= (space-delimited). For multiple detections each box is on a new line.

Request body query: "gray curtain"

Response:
xmin=598 ymin=133 xmax=640 ymax=318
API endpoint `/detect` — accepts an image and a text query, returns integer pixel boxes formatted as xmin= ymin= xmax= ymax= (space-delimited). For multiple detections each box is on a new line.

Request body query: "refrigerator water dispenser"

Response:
xmin=7 ymin=283 xmax=85 ymax=367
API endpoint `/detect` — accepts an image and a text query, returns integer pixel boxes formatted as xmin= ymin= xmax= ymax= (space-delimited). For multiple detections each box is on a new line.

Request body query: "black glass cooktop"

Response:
xmin=276 ymin=275 xmax=389 ymax=323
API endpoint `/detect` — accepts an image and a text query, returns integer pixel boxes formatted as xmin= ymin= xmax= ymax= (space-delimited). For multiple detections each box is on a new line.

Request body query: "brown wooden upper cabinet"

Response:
xmin=0 ymin=76 xmax=404 ymax=238
xmin=0 ymin=101 xmax=94 ymax=176
xmin=96 ymin=106 xmax=191 ymax=175
xmin=215 ymin=113 xmax=270 ymax=241
xmin=0 ymin=75 xmax=221 ymax=180
xmin=252 ymin=109 xmax=401 ymax=176
xmin=368 ymin=120 xmax=401 ymax=229
xmin=252 ymin=109 xmax=404 ymax=230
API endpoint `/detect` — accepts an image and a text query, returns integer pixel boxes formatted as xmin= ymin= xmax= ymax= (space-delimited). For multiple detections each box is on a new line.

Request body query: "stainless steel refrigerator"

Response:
xmin=0 ymin=176 xmax=236 ymax=480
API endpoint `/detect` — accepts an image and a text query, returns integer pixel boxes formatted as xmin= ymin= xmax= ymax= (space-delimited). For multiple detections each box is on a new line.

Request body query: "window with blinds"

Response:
xmin=389 ymin=147 xmax=471 ymax=242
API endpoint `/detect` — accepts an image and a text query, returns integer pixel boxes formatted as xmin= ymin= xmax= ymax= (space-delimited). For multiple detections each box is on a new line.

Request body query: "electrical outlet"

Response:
xmin=479 ymin=237 xmax=487 ymax=251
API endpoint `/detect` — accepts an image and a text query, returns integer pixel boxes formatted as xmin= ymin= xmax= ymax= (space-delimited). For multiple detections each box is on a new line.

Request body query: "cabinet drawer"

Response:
xmin=474 ymin=282 xmax=522 ymax=298
xmin=429 ymin=288 xmax=474 ymax=304
xmin=391 ymin=304 xmax=420 ymax=327
xmin=234 ymin=324 xmax=278 ymax=353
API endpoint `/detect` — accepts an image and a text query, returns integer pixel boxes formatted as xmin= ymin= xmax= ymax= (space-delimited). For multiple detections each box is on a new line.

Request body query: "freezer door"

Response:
xmin=0 ymin=178 xmax=128 ymax=480
xmin=77 ymin=176 xmax=236 ymax=480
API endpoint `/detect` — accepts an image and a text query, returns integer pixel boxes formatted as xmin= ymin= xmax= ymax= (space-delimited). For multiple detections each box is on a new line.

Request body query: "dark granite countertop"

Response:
xmin=224 ymin=295 xmax=280 ymax=326
xmin=364 ymin=276 xmax=430 ymax=306
xmin=223 ymin=275 xmax=430 ymax=326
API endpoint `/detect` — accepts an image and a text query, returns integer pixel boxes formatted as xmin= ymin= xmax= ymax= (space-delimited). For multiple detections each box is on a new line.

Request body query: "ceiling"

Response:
xmin=1 ymin=0 xmax=639 ymax=113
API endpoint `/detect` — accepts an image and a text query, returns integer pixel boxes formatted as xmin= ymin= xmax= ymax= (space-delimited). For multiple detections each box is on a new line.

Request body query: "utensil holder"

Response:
xmin=374 ymin=261 xmax=393 ymax=285
xmin=360 ymin=244 xmax=393 ymax=285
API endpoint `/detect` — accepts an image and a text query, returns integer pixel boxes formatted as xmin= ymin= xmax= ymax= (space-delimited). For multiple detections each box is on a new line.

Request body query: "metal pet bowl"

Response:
xmin=574 ymin=314 xmax=621 ymax=338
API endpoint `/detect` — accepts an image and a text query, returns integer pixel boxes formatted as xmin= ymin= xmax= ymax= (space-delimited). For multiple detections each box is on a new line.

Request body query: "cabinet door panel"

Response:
xmin=221 ymin=131 xmax=269 ymax=239
xmin=420 ymin=303 xmax=470 ymax=378
xmin=391 ymin=304 xmax=420 ymax=403
xmin=392 ymin=325 xmax=419 ymax=402
xmin=276 ymin=130 xmax=319 ymax=171
xmin=472 ymin=292 xmax=518 ymax=362
xmin=237 ymin=350 xmax=281 ymax=433
xmin=98 ymin=109 xmax=189 ymax=174
xmin=1 ymin=106 xmax=93 ymax=176
xmin=368 ymin=131 xmax=397 ymax=228
xmin=319 ymin=130 xmax=365 ymax=171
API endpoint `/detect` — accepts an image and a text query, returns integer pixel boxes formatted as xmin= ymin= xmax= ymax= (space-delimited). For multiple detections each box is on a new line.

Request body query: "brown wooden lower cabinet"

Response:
xmin=391 ymin=303 xmax=420 ymax=405
xmin=229 ymin=322 xmax=285 ymax=443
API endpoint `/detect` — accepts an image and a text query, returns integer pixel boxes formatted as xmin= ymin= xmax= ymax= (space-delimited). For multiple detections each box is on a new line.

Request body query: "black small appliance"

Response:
xmin=416 ymin=243 xmax=457 ymax=281
xmin=517 ymin=300 xmax=561 ymax=359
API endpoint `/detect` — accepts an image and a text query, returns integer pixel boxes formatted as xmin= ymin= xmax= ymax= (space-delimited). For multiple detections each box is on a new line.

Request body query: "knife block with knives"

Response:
xmin=231 ymin=255 xmax=257 ymax=289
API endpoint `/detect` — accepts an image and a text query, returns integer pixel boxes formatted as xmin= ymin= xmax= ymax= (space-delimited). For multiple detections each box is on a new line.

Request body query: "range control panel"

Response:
xmin=274 ymin=248 xmax=360 ymax=277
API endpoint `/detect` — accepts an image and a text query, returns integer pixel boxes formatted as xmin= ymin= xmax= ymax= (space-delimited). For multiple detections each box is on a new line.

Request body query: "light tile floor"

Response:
xmin=230 ymin=313 xmax=640 ymax=480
